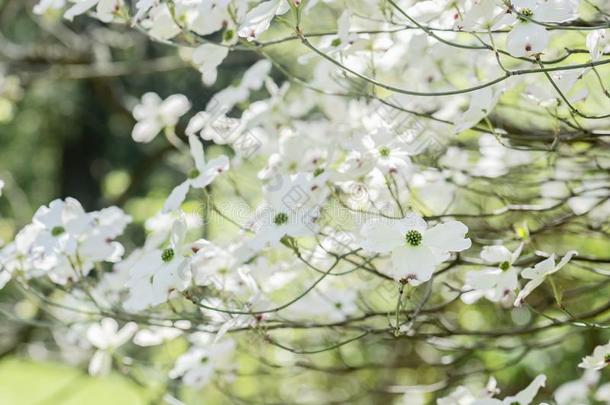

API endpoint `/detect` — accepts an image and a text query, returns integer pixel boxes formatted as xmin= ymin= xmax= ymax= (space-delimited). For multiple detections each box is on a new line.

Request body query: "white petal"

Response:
xmin=193 ymin=44 xmax=229 ymax=87
xmin=0 ymin=271 xmax=10 ymax=289
xmin=512 ymin=0 xmax=537 ymax=8
xmin=521 ymin=255 xmax=555 ymax=279
xmin=87 ymin=318 xmax=117 ymax=349
xmin=191 ymin=155 xmax=230 ymax=189
xmin=189 ymin=135 xmax=206 ymax=172
xmin=359 ymin=220 xmax=404 ymax=253
xmin=163 ymin=181 xmax=191 ymax=213
xmin=395 ymin=213 xmax=428 ymax=233
xmin=170 ymin=216 xmax=187 ymax=250
xmin=465 ymin=269 xmax=501 ymax=290
xmin=64 ymin=0 xmax=98 ymax=21
xmin=480 ymin=245 xmax=512 ymax=264
xmin=185 ymin=112 xmax=207 ymax=137
xmin=133 ymin=92 xmax=161 ymax=120
xmin=132 ymin=120 xmax=161 ymax=143
xmin=514 ymin=277 xmax=544 ymax=306
xmin=88 ymin=350 xmax=111 ymax=376
xmin=424 ymin=221 xmax=471 ymax=253
xmin=160 ymin=94 xmax=190 ymax=126
xmin=535 ymin=0 xmax=578 ymax=23
xmin=506 ymin=22 xmax=549 ymax=57
xmin=114 ymin=322 xmax=138 ymax=346
xmin=96 ymin=0 xmax=122 ymax=23
xmin=554 ymin=250 xmax=577 ymax=272
xmin=390 ymin=246 xmax=438 ymax=284
xmin=238 ymin=0 xmax=281 ymax=39
xmin=503 ymin=374 xmax=546 ymax=404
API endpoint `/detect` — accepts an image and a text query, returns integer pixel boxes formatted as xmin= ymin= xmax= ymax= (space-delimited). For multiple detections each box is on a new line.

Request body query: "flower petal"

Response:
xmin=390 ymin=246 xmax=438 ymax=284
xmin=163 ymin=181 xmax=191 ymax=213
xmin=359 ymin=220 xmax=404 ymax=253
xmin=480 ymin=245 xmax=512 ymax=264
xmin=424 ymin=221 xmax=471 ymax=253
xmin=506 ymin=22 xmax=549 ymax=57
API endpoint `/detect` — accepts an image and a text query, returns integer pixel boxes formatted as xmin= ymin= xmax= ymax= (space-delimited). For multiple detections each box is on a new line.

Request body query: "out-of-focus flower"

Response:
xmin=192 ymin=44 xmax=229 ymax=86
xmin=131 ymin=92 xmax=190 ymax=143
xmin=438 ymin=374 xmax=545 ymax=404
xmin=0 ymin=198 xmax=130 ymax=286
xmin=462 ymin=243 xmax=523 ymax=304
xmin=587 ymin=29 xmax=609 ymax=61
xmin=247 ymin=172 xmax=328 ymax=250
xmin=238 ymin=0 xmax=290 ymax=40
xmin=124 ymin=215 xmax=201 ymax=311
xmin=506 ymin=0 xmax=579 ymax=57
xmin=579 ymin=342 xmax=610 ymax=370
xmin=87 ymin=318 xmax=137 ymax=376
xmin=514 ymin=250 xmax=577 ymax=306
xmin=162 ymin=135 xmax=229 ymax=213
xmin=64 ymin=0 xmax=126 ymax=22
xmin=169 ymin=337 xmax=235 ymax=388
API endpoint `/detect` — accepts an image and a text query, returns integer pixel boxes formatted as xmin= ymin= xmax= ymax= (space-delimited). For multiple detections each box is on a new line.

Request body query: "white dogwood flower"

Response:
xmin=87 ymin=318 xmax=137 ymax=376
xmin=462 ymin=243 xmax=523 ymax=304
xmin=506 ymin=0 xmax=579 ymax=57
xmin=124 ymin=215 xmax=200 ymax=311
xmin=361 ymin=127 xmax=412 ymax=174
xmin=192 ymin=44 xmax=229 ymax=86
xmin=514 ymin=250 xmax=578 ymax=306
xmin=238 ymin=0 xmax=290 ymax=40
xmin=360 ymin=213 xmax=471 ymax=284
xmin=64 ymin=0 xmax=124 ymax=22
xmin=579 ymin=342 xmax=610 ymax=370
xmin=169 ymin=337 xmax=235 ymax=388
xmin=248 ymin=172 xmax=328 ymax=250
xmin=162 ymin=135 xmax=229 ymax=213
xmin=438 ymin=374 xmax=546 ymax=405
xmin=33 ymin=0 xmax=66 ymax=15
xmin=587 ymin=30 xmax=609 ymax=61
xmin=131 ymin=92 xmax=190 ymax=143
xmin=3 ymin=198 xmax=131 ymax=285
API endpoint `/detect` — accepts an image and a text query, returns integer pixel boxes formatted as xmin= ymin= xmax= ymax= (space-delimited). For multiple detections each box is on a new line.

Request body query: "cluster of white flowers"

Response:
xmin=0 ymin=198 xmax=130 ymax=286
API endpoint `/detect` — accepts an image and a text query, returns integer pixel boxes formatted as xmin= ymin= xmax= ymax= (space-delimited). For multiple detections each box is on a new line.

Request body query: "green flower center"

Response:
xmin=223 ymin=29 xmax=234 ymax=42
xmin=161 ymin=248 xmax=175 ymax=263
xmin=379 ymin=146 xmax=391 ymax=157
xmin=500 ymin=261 xmax=510 ymax=271
xmin=188 ymin=169 xmax=200 ymax=179
xmin=313 ymin=167 xmax=325 ymax=177
xmin=518 ymin=8 xmax=533 ymax=22
xmin=405 ymin=230 xmax=422 ymax=246
xmin=51 ymin=226 xmax=65 ymax=236
xmin=273 ymin=212 xmax=289 ymax=226
xmin=521 ymin=8 xmax=533 ymax=17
